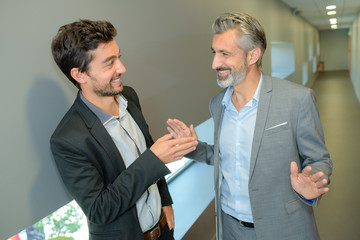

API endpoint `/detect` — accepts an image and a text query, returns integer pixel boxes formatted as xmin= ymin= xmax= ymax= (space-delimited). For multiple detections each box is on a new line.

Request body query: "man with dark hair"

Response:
xmin=50 ymin=19 xmax=198 ymax=240
xmin=167 ymin=13 xmax=332 ymax=240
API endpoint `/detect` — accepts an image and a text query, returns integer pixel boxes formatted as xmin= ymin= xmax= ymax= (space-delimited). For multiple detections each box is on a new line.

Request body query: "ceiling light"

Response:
xmin=331 ymin=25 xmax=338 ymax=29
xmin=327 ymin=11 xmax=336 ymax=15
xmin=329 ymin=18 xmax=337 ymax=24
xmin=326 ymin=5 xmax=336 ymax=10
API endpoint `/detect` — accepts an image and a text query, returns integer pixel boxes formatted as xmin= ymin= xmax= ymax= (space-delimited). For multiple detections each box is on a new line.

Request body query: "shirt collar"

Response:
xmin=80 ymin=92 xmax=128 ymax=125
xmin=221 ymin=72 xmax=263 ymax=108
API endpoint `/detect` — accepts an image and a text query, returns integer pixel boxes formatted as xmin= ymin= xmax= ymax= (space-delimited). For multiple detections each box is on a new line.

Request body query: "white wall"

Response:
xmin=319 ymin=29 xmax=349 ymax=71
xmin=0 ymin=0 xmax=320 ymax=238
xmin=350 ymin=12 xmax=360 ymax=102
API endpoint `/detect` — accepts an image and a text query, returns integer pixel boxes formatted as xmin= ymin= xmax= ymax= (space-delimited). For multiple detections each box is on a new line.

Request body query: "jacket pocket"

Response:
xmin=285 ymin=197 xmax=303 ymax=214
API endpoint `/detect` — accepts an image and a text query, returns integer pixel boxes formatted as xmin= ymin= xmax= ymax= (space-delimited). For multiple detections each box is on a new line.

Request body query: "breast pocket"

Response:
xmin=264 ymin=121 xmax=289 ymax=136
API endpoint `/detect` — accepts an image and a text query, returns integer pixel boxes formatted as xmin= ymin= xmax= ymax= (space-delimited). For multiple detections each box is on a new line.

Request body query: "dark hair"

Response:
xmin=51 ymin=19 xmax=117 ymax=89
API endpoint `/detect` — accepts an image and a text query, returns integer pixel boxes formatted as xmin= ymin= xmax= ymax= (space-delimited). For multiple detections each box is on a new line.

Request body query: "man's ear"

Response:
xmin=70 ymin=68 xmax=87 ymax=85
xmin=247 ymin=47 xmax=261 ymax=66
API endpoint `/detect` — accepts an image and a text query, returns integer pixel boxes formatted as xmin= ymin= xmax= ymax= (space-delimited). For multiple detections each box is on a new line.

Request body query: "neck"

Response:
xmin=231 ymin=67 xmax=261 ymax=112
xmin=82 ymin=91 xmax=119 ymax=116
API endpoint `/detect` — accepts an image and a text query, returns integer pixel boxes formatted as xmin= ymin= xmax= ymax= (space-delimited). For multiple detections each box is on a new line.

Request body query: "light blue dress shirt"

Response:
xmin=220 ymin=74 xmax=262 ymax=223
xmin=80 ymin=93 xmax=161 ymax=232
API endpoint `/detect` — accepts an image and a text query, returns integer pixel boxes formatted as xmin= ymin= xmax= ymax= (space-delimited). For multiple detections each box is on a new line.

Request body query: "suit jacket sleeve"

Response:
xmin=296 ymin=88 xmax=332 ymax=183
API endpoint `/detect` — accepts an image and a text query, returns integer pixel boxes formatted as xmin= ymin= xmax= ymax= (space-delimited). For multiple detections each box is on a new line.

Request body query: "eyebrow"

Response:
xmin=211 ymin=47 xmax=232 ymax=54
xmin=102 ymin=50 xmax=121 ymax=64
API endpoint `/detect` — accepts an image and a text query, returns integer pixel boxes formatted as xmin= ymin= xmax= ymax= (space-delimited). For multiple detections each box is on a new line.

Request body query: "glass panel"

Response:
xmin=9 ymin=200 xmax=88 ymax=240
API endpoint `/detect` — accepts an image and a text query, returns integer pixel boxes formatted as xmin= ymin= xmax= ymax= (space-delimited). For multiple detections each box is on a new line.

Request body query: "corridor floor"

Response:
xmin=312 ymin=71 xmax=360 ymax=240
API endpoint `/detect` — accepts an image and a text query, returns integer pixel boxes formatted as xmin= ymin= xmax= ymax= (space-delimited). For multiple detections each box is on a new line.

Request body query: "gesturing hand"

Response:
xmin=166 ymin=119 xmax=198 ymax=141
xmin=290 ymin=161 xmax=329 ymax=200
xmin=150 ymin=133 xmax=197 ymax=164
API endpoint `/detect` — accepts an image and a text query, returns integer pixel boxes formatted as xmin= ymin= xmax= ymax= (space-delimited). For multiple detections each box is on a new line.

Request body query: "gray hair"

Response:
xmin=212 ymin=13 xmax=267 ymax=67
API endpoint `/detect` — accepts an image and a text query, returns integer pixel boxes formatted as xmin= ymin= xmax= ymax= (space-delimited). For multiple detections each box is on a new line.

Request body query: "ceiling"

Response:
xmin=281 ymin=0 xmax=360 ymax=30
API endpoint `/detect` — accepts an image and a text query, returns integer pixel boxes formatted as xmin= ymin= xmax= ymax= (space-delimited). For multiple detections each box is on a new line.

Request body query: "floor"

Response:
xmin=312 ymin=71 xmax=360 ymax=240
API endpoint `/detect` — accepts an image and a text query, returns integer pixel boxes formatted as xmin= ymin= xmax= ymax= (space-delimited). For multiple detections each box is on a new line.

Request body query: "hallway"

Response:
xmin=312 ymin=71 xmax=360 ymax=240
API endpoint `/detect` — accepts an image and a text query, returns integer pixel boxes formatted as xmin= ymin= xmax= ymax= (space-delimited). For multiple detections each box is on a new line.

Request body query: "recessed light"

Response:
xmin=326 ymin=5 xmax=336 ymax=10
xmin=327 ymin=11 xmax=336 ymax=15
xmin=329 ymin=18 xmax=337 ymax=24
xmin=331 ymin=24 xmax=338 ymax=29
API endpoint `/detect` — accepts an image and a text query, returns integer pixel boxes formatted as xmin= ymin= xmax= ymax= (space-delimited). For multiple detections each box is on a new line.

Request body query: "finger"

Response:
xmin=310 ymin=171 xmax=325 ymax=182
xmin=169 ymin=137 xmax=197 ymax=147
xmin=166 ymin=126 xmax=177 ymax=136
xmin=190 ymin=124 xmax=198 ymax=139
xmin=172 ymin=140 xmax=198 ymax=153
xmin=315 ymin=178 xmax=328 ymax=188
xmin=167 ymin=119 xmax=185 ymax=133
xmin=172 ymin=147 xmax=197 ymax=160
xmin=172 ymin=119 xmax=190 ymax=132
xmin=301 ymin=166 xmax=312 ymax=178
xmin=290 ymin=161 xmax=299 ymax=178
xmin=171 ymin=141 xmax=198 ymax=157
xmin=318 ymin=187 xmax=329 ymax=195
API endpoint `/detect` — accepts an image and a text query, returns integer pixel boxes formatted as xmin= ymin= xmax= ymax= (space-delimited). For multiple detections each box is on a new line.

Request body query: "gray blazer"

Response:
xmin=187 ymin=73 xmax=332 ymax=240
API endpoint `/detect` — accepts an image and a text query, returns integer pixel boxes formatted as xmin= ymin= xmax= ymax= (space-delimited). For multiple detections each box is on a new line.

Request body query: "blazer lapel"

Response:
xmin=249 ymin=74 xmax=272 ymax=182
xmin=126 ymin=100 xmax=153 ymax=147
xmin=75 ymin=93 xmax=127 ymax=170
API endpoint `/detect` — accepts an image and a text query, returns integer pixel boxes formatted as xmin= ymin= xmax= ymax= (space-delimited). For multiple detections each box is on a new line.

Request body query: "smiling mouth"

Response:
xmin=217 ymin=68 xmax=231 ymax=78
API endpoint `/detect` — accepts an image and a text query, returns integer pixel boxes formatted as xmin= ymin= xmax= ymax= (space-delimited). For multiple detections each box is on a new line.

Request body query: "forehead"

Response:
xmin=212 ymin=29 xmax=241 ymax=51
xmin=90 ymin=40 xmax=119 ymax=63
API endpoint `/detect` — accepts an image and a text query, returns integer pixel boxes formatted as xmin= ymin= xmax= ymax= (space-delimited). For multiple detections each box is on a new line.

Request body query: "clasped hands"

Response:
xmin=166 ymin=118 xmax=329 ymax=200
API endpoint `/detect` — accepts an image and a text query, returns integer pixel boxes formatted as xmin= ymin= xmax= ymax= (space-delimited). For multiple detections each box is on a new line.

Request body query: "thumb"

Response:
xmin=158 ymin=132 xmax=174 ymax=142
xmin=190 ymin=124 xmax=197 ymax=138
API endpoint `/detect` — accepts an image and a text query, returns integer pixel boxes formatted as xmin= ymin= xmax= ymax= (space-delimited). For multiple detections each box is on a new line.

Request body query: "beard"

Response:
xmin=88 ymin=74 xmax=123 ymax=97
xmin=216 ymin=61 xmax=247 ymax=88
xmin=94 ymin=85 xmax=123 ymax=97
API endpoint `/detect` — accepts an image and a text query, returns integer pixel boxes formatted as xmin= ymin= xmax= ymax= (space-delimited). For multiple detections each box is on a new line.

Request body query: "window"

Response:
xmin=271 ymin=42 xmax=295 ymax=79
xmin=9 ymin=200 xmax=88 ymax=240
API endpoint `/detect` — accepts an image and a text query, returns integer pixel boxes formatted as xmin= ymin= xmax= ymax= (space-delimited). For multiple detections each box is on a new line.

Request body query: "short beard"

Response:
xmin=94 ymin=88 xmax=122 ymax=97
xmin=216 ymin=63 xmax=247 ymax=88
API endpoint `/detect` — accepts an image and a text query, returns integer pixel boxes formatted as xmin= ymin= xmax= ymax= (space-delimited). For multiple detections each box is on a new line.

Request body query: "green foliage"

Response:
xmin=34 ymin=201 xmax=83 ymax=239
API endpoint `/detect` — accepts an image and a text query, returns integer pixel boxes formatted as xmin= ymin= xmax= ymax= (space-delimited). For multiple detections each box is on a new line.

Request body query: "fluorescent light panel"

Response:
xmin=329 ymin=18 xmax=337 ymax=24
xmin=327 ymin=11 xmax=336 ymax=15
xmin=326 ymin=5 xmax=336 ymax=10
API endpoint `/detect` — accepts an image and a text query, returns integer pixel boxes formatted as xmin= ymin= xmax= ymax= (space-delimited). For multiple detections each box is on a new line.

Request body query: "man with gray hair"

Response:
xmin=167 ymin=12 xmax=332 ymax=240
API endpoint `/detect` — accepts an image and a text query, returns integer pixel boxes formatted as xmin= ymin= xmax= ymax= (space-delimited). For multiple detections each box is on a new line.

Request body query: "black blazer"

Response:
xmin=50 ymin=86 xmax=172 ymax=240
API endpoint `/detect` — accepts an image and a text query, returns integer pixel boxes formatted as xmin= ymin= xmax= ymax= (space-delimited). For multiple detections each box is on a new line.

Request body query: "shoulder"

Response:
xmin=122 ymin=86 xmax=141 ymax=106
xmin=265 ymin=75 xmax=314 ymax=100
xmin=210 ymin=88 xmax=227 ymax=107
xmin=51 ymin=95 xmax=95 ymax=143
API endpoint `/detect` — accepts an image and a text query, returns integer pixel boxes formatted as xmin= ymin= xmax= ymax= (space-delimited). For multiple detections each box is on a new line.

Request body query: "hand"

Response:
xmin=150 ymin=133 xmax=198 ymax=164
xmin=162 ymin=205 xmax=175 ymax=230
xmin=167 ymin=119 xmax=198 ymax=141
xmin=290 ymin=161 xmax=329 ymax=200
